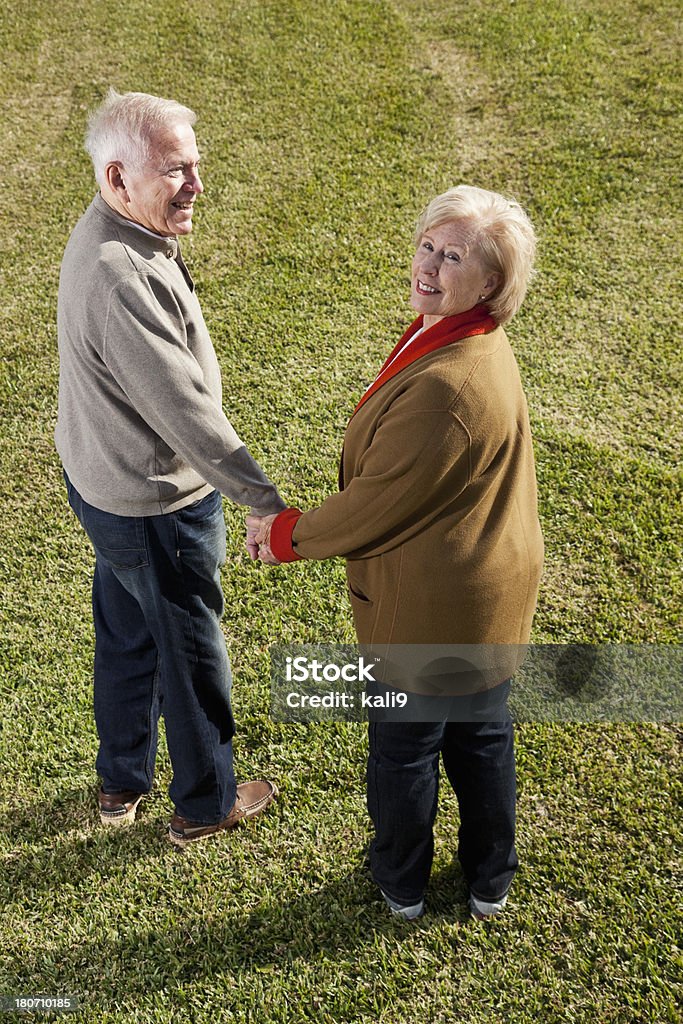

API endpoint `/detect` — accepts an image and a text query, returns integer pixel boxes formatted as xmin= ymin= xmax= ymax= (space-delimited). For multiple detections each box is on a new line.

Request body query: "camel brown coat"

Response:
xmin=273 ymin=315 xmax=543 ymax=649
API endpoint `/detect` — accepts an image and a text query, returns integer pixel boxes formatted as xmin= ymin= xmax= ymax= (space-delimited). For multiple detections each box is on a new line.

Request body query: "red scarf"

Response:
xmin=353 ymin=304 xmax=497 ymax=417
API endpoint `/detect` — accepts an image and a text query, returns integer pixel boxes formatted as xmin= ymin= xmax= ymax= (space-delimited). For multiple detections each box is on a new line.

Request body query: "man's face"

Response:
xmin=121 ymin=122 xmax=203 ymax=237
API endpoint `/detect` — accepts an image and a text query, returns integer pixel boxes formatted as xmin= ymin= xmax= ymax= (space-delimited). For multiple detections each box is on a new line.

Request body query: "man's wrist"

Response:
xmin=250 ymin=497 xmax=287 ymax=517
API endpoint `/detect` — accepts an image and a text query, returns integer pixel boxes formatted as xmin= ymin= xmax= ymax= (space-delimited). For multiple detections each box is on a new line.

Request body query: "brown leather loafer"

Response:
xmin=99 ymin=787 xmax=144 ymax=826
xmin=168 ymin=779 xmax=278 ymax=846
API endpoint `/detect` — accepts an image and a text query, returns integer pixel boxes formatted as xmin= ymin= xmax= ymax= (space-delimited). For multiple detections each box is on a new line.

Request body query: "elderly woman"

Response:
xmin=250 ymin=185 xmax=543 ymax=921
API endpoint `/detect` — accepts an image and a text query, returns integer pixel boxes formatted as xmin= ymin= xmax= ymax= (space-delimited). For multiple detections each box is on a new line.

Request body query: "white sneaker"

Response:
xmin=381 ymin=890 xmax=425 ymax=920
xmin=469 ymin=892 xmax=508 ymax=920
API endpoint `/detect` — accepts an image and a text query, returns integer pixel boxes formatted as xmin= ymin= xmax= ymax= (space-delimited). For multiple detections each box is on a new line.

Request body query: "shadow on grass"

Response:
xmin=4 ymin=790 xmax=475 ymax=1017
xmin=3 ymin=785 xmax=172 ymax=891
xmin=34 ymin=865 xmax=473 ymax=1012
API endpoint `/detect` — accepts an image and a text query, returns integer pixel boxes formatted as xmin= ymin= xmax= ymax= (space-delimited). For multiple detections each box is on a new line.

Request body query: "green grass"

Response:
xmin=1 ymin=0 xmax=681 ymax=1021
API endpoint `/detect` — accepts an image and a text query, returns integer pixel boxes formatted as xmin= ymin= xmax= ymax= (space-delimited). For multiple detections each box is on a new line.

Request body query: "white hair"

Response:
xmin=414 ymin=185 xmax=537 ymax=324
xmin=84 ymin=88 xmax=197 ymax=186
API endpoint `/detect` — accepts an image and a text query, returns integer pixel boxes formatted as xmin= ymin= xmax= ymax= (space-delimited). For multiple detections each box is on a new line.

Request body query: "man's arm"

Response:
xmin=102 ymin=271 xmax=285 ymax=515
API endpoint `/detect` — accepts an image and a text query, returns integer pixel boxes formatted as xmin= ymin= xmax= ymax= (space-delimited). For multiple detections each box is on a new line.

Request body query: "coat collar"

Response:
xmin=353 ymin=305 xmax=497 ymax=417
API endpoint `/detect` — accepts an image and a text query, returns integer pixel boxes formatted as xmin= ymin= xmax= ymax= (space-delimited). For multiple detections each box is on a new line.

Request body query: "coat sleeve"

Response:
xmin=275 ymin=399 xmax=473 ymax=561
xmin=101 ymin=272 xmax=285 ymax=515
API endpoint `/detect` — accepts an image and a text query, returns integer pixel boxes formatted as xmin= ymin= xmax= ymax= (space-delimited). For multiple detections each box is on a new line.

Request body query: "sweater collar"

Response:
xmin=92 ymin=193 xmax=181 ymax=261
xmin=353 ymin=305 xmax=497 ymax=416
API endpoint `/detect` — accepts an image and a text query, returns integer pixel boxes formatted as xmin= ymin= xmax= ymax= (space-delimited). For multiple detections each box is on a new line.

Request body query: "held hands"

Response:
xmin=245 ymin=513 xmax=281 ymax=565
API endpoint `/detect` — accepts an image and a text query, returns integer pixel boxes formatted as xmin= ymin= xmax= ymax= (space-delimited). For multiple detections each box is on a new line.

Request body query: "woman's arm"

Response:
xmin=258 ymin=403 xmax=473 ymax=563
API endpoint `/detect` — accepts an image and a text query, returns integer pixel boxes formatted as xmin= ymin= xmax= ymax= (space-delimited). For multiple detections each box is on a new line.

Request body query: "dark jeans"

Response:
xmin=367 ymin=680 xmax=517 ymax=906
xmin=65 ymin=475 xmax=236 ymax=823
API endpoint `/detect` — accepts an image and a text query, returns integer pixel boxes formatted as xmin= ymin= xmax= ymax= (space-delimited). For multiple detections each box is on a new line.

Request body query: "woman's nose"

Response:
xmin=420 ymin=252 xmax=439 ymax=275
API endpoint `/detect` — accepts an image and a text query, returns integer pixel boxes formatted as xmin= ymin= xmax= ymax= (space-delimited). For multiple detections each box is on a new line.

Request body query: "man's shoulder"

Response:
xmin=62 ymin=199 xmax=163 ymax=293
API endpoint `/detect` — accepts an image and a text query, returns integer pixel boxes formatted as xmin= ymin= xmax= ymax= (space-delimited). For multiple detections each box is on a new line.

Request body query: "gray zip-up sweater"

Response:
xmin=56 ymin=194 xmax=285 ymax=517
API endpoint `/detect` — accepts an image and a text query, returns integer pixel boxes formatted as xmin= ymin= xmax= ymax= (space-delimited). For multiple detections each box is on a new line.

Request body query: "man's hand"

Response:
xmin=245 ymin=513 xmax=281 ymax=565
xmin=255 ymin=513 xmax=280 ymax=565
xmin=245 ymin=513 xmax=262 ymax=561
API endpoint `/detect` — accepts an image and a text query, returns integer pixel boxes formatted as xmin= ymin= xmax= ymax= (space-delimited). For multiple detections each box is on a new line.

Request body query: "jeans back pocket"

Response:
xmin=66 ymin=475 xmax=149 ymax=570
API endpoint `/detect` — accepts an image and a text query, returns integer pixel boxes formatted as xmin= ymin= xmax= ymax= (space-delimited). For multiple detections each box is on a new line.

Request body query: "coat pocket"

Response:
xmin=346 ymin=568 xmax=373 ymax=605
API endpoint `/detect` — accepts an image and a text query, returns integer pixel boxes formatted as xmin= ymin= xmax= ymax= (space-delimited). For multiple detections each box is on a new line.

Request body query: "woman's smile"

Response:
xmin=415 ymin=279 xmax=440 ymax=295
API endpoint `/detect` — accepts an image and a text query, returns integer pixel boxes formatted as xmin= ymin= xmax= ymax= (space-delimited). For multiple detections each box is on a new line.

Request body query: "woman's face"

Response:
xmin=411 ymin=219 xmax=499 ymax=325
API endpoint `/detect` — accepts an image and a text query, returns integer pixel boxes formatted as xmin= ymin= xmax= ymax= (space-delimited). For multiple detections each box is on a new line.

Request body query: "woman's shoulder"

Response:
xmin=413 ymin=326 xmax=512 ymax=388
xmin=411 ymin=328 xmax=525 ymax=427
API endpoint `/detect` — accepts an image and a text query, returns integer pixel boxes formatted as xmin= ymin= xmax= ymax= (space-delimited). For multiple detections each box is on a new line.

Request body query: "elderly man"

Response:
xmin=56 ymin=89 xmax=282 ymax=844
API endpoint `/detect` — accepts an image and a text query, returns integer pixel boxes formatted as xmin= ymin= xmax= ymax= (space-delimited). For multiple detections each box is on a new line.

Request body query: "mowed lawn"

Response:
xmin=0 ymin=1 xmax=681 ymax=1022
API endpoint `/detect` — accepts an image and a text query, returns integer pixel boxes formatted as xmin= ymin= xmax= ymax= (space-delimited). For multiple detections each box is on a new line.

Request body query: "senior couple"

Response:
xmin=56 ymin=90 xmax=543 ymax=922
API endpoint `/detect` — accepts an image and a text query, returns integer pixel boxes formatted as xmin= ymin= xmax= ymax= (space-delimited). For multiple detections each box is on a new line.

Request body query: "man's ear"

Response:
xmin=104 ymin=161 xmax=128 ymax=198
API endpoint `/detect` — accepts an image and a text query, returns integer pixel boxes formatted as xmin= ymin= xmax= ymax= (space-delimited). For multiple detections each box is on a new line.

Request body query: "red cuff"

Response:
xmin=269 ymin=507 xmax=304 ymax=562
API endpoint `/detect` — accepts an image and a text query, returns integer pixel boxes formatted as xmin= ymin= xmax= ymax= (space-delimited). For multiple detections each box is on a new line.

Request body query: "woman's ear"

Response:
xmin=483 ymin=271 xmax=502 ymax=298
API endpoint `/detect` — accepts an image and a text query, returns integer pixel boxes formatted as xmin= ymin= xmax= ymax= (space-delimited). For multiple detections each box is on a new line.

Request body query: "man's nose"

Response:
xmin=183 ymin=170 xmax=203 ymax=194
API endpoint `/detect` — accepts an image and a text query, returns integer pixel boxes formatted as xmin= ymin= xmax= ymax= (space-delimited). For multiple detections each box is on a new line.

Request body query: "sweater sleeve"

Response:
xmin=101 ymin=271 xmax=285 ymax=515
xmin=282 ymin=402 xmax=473 ymax=561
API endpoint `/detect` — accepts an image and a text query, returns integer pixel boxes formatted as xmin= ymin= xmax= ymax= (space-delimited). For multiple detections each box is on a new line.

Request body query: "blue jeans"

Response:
xmin=367 ymin=680 xmax=517 ymax=906
xmin=65 ymin=475 xmax=236 ymax=823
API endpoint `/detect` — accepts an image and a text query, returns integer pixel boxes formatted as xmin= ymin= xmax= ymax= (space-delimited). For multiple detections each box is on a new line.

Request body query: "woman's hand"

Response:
xmin=245 ymin=513 xmax=281 ymax=565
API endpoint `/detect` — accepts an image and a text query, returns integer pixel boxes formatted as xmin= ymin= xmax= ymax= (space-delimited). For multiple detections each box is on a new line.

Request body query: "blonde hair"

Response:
xmin=414 ymin=185 xmax=536 ymax=324
xmin=85 ymin=88 xmax=197 ymax=186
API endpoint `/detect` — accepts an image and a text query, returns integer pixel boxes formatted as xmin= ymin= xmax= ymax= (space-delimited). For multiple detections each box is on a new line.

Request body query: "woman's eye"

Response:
xmin=446 ymin=252 xmax=461 ymax=262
